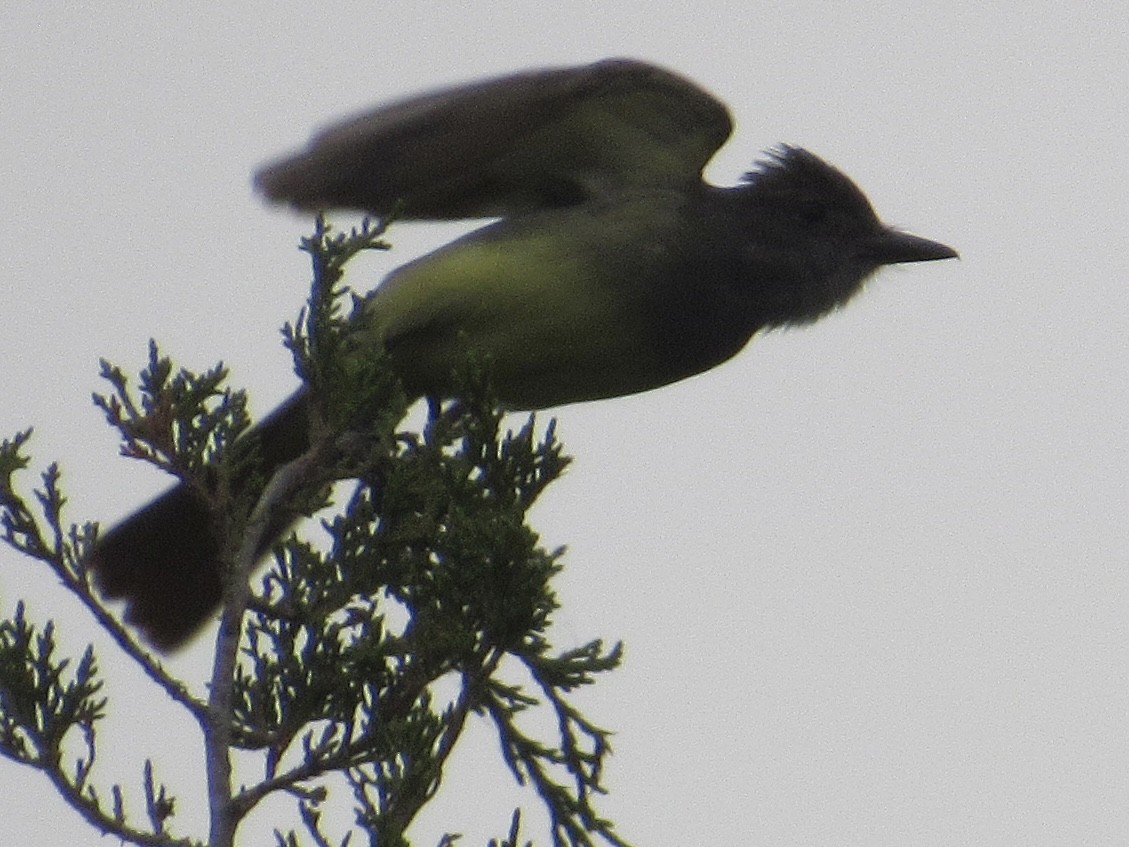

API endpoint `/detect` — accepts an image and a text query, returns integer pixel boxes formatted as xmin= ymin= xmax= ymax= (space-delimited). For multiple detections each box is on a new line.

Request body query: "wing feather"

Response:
xmin=254 ymin=59 xmax=731 ymax=219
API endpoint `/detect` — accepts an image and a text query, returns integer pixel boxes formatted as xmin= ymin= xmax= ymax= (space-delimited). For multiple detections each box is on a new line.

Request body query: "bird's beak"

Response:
xmin=870 ymin=229 xmax=958 ymax=265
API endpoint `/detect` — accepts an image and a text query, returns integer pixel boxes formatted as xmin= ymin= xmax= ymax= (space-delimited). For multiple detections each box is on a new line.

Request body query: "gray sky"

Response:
xmin=2 ymin=2 xmax=1127 ymax=845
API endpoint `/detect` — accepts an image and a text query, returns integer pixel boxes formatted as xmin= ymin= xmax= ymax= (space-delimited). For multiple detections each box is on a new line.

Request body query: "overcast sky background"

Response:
xmin=2 ymin=2 xmax=1127 ymax=845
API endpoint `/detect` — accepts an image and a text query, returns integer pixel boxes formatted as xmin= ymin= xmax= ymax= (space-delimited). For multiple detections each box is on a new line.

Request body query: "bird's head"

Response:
xmin=736 ymin=146 xmax=957 ymax=326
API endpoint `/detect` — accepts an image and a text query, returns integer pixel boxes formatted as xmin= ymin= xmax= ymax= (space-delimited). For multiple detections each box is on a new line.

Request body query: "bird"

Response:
xmin=89 ymin=58 xmax=957 ymax=651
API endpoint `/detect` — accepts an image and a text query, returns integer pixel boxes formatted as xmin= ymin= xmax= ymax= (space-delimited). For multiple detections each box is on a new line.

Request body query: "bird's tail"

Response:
xmin=87 ymin=391 xmax=311 ymax=651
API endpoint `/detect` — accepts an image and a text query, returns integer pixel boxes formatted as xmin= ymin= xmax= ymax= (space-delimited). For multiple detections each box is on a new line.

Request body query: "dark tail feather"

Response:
xmin=88 ymin=391 xmax=311 ymax=651
xmin=89 ymin=484 xmax=222 ymax=650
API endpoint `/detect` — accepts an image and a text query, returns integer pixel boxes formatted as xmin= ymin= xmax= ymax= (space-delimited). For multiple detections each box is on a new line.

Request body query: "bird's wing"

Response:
xmin=254 ymin=59 xmax=732 ymax=219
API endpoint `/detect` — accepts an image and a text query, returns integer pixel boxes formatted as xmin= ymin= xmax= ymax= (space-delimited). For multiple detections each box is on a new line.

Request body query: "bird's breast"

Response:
xmin=359 ymin=195 xmax=758 ymax=408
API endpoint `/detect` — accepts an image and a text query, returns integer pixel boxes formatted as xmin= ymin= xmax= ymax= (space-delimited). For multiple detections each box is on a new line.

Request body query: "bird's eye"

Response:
xmin=795 ymin=201 xmax=828 ymax=227
xmin=537 ymin=175 xmax=588 ymax=208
